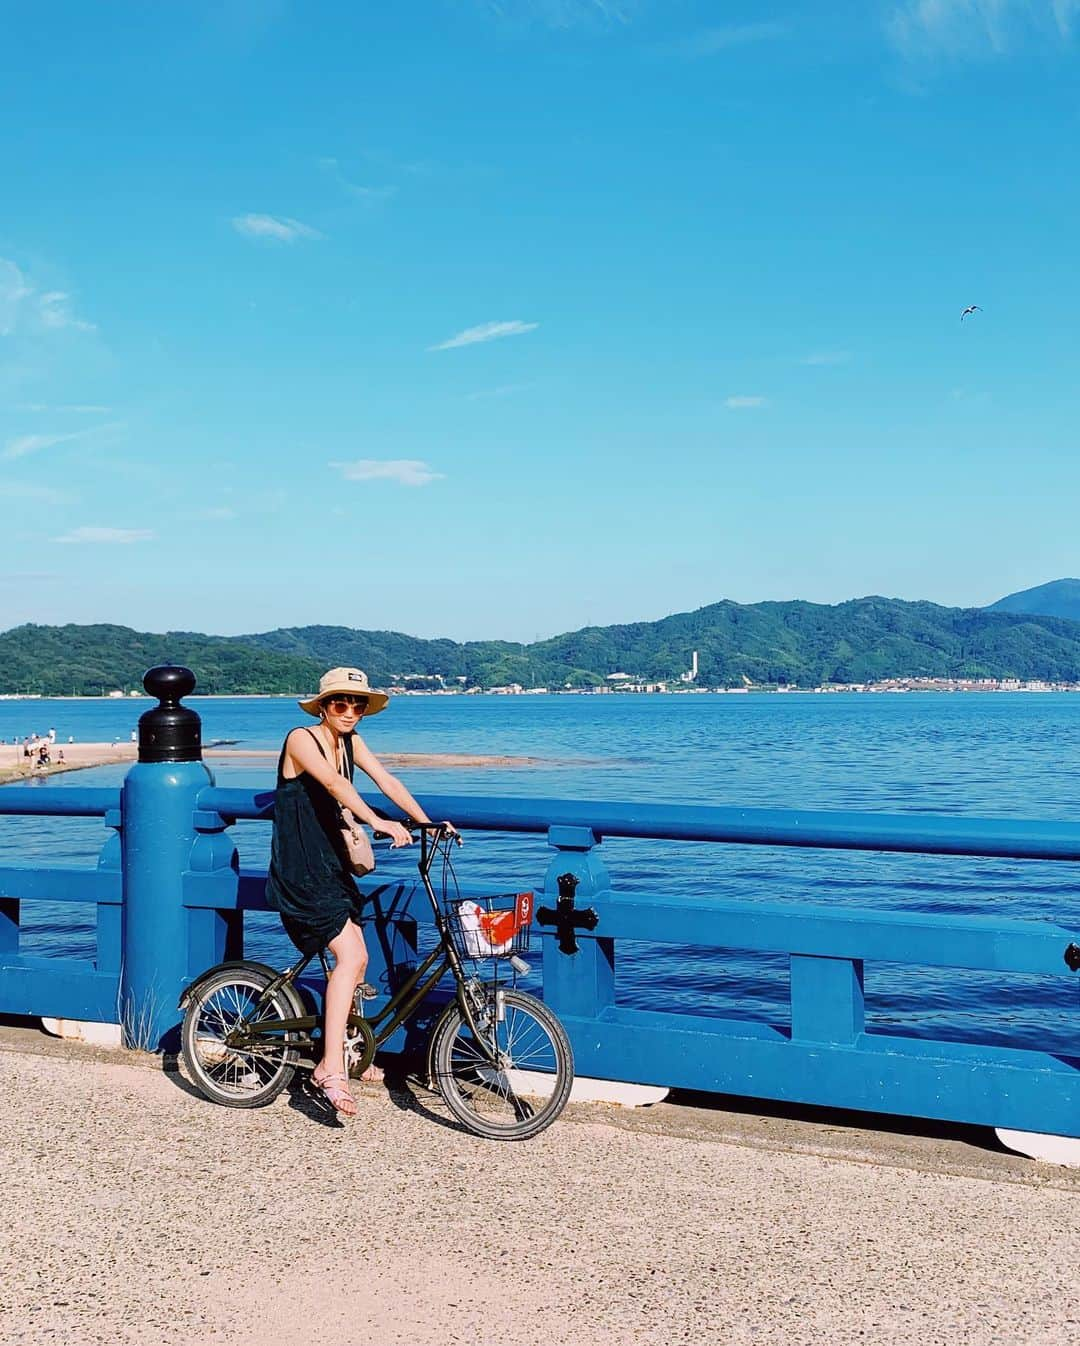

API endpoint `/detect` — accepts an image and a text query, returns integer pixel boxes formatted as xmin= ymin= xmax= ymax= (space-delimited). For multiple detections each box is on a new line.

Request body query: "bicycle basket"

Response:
xmin=446 ymin=892 xmax=533 ymax=961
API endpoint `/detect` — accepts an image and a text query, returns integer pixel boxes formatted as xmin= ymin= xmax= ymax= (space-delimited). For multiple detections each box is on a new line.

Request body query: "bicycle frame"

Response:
xmin=223 ymin=825 xmax=502 ymax=1066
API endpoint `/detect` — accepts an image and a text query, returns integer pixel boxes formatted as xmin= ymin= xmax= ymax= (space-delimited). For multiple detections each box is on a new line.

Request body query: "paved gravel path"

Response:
xmin=2 ymin=1047 xmax=1077 ymax=1346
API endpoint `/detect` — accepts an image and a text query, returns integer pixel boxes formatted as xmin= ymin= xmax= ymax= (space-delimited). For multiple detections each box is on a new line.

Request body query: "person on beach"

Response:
xmin=265 ymin=667 xmax=454 ymax=1119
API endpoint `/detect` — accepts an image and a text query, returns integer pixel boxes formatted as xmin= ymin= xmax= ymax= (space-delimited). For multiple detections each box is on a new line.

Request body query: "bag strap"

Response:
xmin=304 ymin=726 xmax=348 ymax=779
xmin=305 ymin=732 xmax=355 ymax=786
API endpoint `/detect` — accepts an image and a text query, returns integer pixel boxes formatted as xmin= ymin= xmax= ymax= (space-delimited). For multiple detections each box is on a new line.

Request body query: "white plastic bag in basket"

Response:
xmin=457 ymin=901 xmax=489 ymax=957
xmin=457 ymin=901 xmax=517 ymax=957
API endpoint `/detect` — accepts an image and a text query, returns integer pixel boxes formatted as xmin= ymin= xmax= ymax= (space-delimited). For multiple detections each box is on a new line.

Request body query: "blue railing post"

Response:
xmin=187 ymin=808 xmax=242 ymax=972
xmin=541 ymin=825 xmax=614 ymax=1022
xmin=119 ymin=665 xmax=210 ymax=1051
xmin=790 ymin=955 xmax=865 ymax=1045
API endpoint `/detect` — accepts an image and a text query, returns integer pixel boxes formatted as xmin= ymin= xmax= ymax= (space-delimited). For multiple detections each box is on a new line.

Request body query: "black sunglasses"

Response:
xmin=323 ymin=695 xmax=368 ymax=714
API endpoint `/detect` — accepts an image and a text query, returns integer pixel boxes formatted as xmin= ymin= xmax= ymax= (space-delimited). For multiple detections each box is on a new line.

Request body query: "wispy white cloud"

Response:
xmin=192 ymin=506 xmax=237 ymax=521
xmin=5 ymin=429 xmax=88 ymax=460
xmin=466 ymin=382 xmax=534 ymax=401
xmin=231 ymin=214 xmax=323 ymax=242
xmin=53 ymin=526 xmax=154 ymax=544
xmin=318 ymin=157 xmax=397 ymax=204
xmin=15 ymin=402 xmax=112 ymax=414
xmin=1055 ymin=0 xmax=1080 ymax=30
xmin=429 ymin=320 xmax=539 ymax=351
xmin=0 ymin=571 xmax=59 ymax=586
xmin=483 ymin=0 xmax=640 ymax=29
xmin=675 ymin=22 xmax=788 ymax=57
xmin=38 ymin=290 xmax=95 ymax=332
xmin=330 ymin=459 xmax=446 ymax=487
xmin=0 ymin=482 xmax=70 ymax=504
xmin=724 ymin=395 xmax=769 ymax=410
xmin=887 ymin=0 xmax=1079 ymax=59
xmin=0 ymin=259 xmax=96 ymax=335
xmin=800 ymin=351 xmax=852 ymax=366
xmin=2 ymin=422 xmax=120 ymax=460
xmin=0 ymin=260 xmax=34 ymax=334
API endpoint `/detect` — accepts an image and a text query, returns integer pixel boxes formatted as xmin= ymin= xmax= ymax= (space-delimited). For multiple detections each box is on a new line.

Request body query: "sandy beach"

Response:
xmin=0 ymin=741 xmax=137 ymax=784
xmin=0 ymin=742 xmax=541 ymax=785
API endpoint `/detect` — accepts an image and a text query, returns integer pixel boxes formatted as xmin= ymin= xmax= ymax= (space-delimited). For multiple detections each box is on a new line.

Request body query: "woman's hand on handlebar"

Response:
xmin=377 ymin=820 xmax=414 ymax=848
xmin=419 ymin=819 xmax=462 ymax=844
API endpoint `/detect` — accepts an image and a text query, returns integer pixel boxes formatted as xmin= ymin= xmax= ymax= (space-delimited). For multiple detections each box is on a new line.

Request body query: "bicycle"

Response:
xmin=179 ymin=823 xmax=574 ymax=1140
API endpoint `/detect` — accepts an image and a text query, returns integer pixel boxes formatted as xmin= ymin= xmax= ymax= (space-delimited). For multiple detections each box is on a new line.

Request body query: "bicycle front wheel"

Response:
xmin=431 ymin=988 xmax=573 ymax=1140
xmin=181 ymin=966 xmax=303 ymax=1108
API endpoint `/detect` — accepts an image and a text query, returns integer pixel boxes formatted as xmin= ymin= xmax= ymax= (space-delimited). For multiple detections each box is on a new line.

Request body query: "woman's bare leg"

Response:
xmin=311 ymin=922 xmax=369 ymax=1114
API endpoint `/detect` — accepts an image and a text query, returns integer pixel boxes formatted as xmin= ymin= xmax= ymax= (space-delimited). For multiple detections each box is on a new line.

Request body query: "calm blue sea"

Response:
xmin=2 ymin=692 xmax=1078 ymax=1054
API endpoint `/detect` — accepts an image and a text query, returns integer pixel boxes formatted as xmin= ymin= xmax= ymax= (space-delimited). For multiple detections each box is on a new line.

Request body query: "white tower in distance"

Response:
xmin=681 ymin=651 xmax=699 ymax=683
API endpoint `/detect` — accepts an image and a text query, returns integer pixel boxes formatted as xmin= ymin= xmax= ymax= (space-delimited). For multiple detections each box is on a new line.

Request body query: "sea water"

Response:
xmin=1 ymin=692 xmax=1078 ymax=1054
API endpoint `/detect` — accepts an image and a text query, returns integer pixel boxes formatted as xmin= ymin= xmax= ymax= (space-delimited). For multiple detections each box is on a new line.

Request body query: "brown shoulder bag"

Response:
xmin=305 ymin=728 xmax=375 ymax=876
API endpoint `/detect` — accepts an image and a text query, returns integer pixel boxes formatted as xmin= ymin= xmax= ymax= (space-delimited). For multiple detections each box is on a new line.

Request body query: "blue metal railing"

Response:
xmin=0 ymin=787 xmax=123 ymax=1023
xmin=0 ymin=781 xmax=1077 ymax=1136
xmin=0 ymin=787 xmax=120 ymax=817
xmin=199 ymin=788 xmax=1080 ymax=859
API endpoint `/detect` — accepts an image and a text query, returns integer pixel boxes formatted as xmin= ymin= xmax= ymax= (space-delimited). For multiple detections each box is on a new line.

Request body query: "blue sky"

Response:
xmin=2 ymin=1 xmax=1079 ymax=641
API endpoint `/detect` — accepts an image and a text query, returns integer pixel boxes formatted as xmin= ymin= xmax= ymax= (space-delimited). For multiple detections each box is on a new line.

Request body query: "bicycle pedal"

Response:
xmin=354 ymin=982 xmax=377 ymax=1004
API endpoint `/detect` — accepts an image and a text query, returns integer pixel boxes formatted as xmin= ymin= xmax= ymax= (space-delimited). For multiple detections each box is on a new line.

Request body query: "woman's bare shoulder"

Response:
xmin=284 ymin=726 xmax=320 ymax=760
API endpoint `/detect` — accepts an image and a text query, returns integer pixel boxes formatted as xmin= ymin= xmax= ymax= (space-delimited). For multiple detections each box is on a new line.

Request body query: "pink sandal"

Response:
xmin=310 ymin=1070 xmax=357 ymax=1118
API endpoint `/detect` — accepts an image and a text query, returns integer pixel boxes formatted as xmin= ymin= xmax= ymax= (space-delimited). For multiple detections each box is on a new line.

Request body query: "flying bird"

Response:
xmin=961 ymin=305 xmax=981 ymax=321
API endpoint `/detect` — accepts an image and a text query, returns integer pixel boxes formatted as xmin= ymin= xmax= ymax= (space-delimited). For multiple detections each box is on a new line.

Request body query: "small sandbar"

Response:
xmin=0 ymin=743 xmax=546 ymax=783
xmin=0 ymin=742 xmax=136 ymax=784
xmin=207 ymin=749 xmax=544 ymax=769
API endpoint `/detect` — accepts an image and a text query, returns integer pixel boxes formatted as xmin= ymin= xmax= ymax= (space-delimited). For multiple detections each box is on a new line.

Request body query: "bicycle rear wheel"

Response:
xmin=431 ymin=988 xmax=573 ymax=1140
xmin=181 ymin=965 xmax=303 ymax=1108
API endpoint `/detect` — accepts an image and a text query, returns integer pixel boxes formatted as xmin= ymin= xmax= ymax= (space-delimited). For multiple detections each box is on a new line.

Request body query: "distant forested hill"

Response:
xmin=242 ymin=599 xmax=1080 ymax=687
xmin=988 ymin=579 xmax=1080 ymax=623
xmin=530 ymin=597 xmax=1080 ymax=686
xmin=4 ymin=596 xmax=1080 ymax=694
xmin=0 ymin=624 xmax=322 ymax=696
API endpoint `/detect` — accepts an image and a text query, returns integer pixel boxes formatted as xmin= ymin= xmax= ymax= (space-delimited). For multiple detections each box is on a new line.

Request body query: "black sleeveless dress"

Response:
xmin=265 ymin=729 xmax=367 ymax=954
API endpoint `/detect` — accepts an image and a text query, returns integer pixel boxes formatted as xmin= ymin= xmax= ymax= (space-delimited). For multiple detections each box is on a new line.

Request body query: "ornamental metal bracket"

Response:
xmin=536 ymin=871 xmax=599 ymax=956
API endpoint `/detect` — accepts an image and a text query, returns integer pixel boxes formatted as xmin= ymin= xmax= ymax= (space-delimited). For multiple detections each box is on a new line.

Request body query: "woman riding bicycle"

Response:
xmin=265 ymin=666 xmax=454 ymax=1118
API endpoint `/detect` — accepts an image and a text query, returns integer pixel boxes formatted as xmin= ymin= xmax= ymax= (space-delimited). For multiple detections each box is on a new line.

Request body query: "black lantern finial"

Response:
xmin=138 ymin=665 xmax=202 ymax=763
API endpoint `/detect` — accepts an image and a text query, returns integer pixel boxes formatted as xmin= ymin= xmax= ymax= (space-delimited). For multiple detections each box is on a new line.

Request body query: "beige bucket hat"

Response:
xmin=298 ymin=667 xmax=390 ymax=718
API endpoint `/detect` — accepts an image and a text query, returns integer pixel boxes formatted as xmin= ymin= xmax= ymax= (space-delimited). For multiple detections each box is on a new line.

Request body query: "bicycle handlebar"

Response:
xmin=371 ymin=820 xmax=460 ymax=841
xmin=408 ymin=821 xmax=462 ymax=842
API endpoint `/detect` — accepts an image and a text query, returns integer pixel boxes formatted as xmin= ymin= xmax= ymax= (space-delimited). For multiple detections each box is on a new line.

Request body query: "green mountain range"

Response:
xmin=5 ymin=588 xmax=1080 ymax=694
xmin=987 ymin=579 xmax=1080 ymax=622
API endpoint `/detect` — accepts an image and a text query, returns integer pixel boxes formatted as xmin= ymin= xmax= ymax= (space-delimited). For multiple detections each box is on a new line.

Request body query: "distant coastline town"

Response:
xmin=375 ymin=655 xmax=1080 ymax=695
xmin=386 ymin=672 xmax=1080 ymax=696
